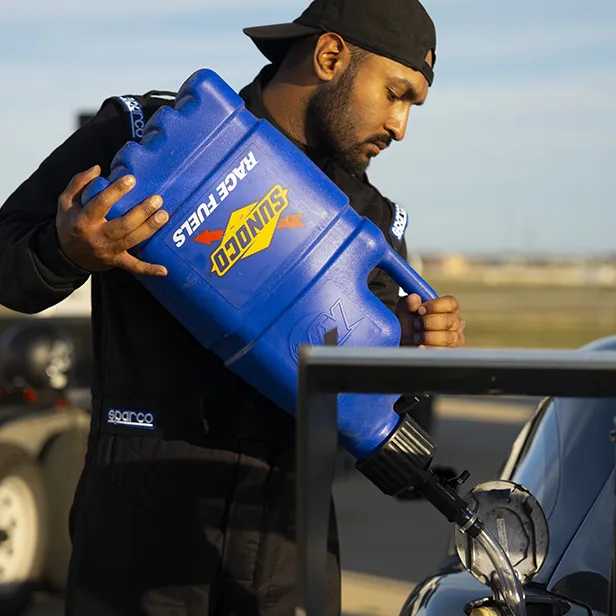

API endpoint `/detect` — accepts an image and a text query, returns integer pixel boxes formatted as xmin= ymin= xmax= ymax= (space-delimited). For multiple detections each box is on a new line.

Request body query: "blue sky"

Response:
xmin=1 ymin=0 xmax=614 ymax=257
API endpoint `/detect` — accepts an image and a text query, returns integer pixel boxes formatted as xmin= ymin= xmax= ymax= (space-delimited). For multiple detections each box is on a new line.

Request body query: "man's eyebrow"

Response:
xmin=388 ymin=77 xmax=425 ymax=106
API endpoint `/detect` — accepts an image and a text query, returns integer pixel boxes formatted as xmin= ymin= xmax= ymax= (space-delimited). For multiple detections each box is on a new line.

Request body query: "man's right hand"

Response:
xmin=55 ymin=165 xmax=169 ymax=277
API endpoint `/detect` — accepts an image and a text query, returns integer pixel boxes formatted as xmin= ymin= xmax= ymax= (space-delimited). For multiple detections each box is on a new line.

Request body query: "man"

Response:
xmin=0 ymin=0 xmax=465 ymax=614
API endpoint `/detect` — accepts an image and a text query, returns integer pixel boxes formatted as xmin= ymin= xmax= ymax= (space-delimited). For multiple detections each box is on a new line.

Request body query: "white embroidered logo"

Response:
xmin=107 ymin=408 xmax=156 ymax=430
xmin=391 ymin=204 xmax=408 ymax=241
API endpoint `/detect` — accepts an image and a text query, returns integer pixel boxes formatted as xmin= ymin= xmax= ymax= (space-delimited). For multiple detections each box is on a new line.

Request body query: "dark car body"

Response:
xmin=401 ymin=336 xmax=616 ymax=616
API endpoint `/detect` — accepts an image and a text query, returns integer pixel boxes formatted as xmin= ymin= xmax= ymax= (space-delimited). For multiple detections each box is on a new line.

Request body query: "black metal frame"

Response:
xmin=296 ymin=341 xmax=616 ymax=616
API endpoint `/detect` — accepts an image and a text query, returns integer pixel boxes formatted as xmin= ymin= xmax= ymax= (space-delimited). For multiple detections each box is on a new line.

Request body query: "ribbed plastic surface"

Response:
xmin=81 ymin=69 xmax=438 ymax=460
xmin=356 ymin=414 xmax=436 ymax=494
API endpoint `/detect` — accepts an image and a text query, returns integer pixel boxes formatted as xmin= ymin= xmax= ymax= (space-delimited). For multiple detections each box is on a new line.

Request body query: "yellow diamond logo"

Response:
xmin=211 ymin=185 xmax=289 ymax=277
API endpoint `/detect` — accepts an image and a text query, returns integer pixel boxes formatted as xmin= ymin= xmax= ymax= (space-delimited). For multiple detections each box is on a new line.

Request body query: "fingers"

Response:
xmin=417 ymin=329 xmax=465 ymax=348
xmin=104 ymin=195 xmax=166 ymax=242
xmin=398 ymin=293 xmax=423 ymax=315
xmin=396 ymin=294 xmax=422 ymax=341
xmin=55 ymin=167 xmax=171 ymax=276
xmin=417 ymin=295 xmax=459 ymax=316
xmin=81 ymin=174 xmax=137 ymax=221
xmin=401 ymin=291 xmax=467 ymax=347
xmin=420 ymin=312 xmax=463 ymax=332
xmin=398 ymin=293 xmax=466 ymax=346
xmin=109 ymin=206 xmax=169 ymax=253
xmin=413 ymin=312 xmax=466 ymax=347
xmin=114 ymin=252 xmax=168 ymax=277
xmin=58 ymin=165 xmax=101 ymax=214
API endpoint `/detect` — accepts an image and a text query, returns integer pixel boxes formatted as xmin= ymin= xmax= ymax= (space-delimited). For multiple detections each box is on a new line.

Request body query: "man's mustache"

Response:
xmin=364 ymin=134 xmax=393 ymax=150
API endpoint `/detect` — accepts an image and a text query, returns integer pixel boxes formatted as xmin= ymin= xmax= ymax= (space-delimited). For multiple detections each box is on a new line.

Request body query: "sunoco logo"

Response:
xmin=192 ymin=184 xmax=304 ymax=277
xmin=107 ymin=408 xmax=156 ymax=430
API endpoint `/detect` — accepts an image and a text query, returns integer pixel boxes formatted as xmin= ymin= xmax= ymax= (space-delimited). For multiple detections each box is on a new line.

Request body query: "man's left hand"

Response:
xmin=396 ymin=294 xmax=466 ymax=348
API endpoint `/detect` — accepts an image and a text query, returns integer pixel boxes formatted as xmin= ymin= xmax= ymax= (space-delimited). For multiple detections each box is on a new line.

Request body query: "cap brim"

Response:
xmin=243 ymin=22 xmax=322 ymax=65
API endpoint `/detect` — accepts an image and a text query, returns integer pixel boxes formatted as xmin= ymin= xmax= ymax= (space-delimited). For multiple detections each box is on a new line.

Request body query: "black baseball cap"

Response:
xmin=243 ymin=0 xmax=437 ymax=85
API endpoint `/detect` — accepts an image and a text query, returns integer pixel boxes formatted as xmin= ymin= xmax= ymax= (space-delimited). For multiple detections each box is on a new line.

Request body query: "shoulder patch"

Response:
xmin=116 ymin=96 xmax=146 ymax=142
xmin=390 ymin=203 xmax=408 ymax=242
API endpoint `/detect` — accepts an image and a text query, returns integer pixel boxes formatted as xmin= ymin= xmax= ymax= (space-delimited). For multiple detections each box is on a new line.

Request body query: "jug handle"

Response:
xmin=378 ymin=246 xmax=439 ymax=303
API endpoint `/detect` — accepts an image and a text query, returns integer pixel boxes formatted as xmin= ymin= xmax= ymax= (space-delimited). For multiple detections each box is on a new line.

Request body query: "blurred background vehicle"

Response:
xmin=0 ymin=280 xmax=92 ymax=615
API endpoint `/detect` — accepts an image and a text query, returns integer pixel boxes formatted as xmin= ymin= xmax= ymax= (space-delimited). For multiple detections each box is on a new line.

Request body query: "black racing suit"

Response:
xmin=0 ymin=65 xmax=411 ymax=616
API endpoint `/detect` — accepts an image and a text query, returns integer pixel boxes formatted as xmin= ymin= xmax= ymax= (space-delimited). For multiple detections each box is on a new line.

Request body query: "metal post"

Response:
xmin=296 ymin=329 xmax=340 ymax=616
xmin=610 ymin=418 xmax=616 ymax=615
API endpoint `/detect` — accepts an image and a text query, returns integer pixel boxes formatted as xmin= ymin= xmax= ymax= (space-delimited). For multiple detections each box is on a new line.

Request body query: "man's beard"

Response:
xmin=305 ymin=67 xmax=390 ymax=177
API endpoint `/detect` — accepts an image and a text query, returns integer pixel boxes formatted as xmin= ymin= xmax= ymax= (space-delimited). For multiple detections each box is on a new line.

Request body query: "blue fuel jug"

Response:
xmin=82 ymin=69 xmax=438 ymax=461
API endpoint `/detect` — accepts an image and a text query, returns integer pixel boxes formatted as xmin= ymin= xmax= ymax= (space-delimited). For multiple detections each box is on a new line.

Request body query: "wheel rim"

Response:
xmin=0 ymin=474 xmax=39 ymax=588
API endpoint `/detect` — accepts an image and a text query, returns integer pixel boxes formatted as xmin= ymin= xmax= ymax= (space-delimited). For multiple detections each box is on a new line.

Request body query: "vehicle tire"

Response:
xmin=0 ymin=443 xmax=49 ymax=616
xmin=40 ymin=428 xmax=88 ymax=592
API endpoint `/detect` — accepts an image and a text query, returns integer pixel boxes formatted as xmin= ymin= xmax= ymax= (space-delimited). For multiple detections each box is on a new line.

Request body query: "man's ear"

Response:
xmin=425 ymin=48 xmax=434 ymax=68
xmin=312 ymin=33 xmax=351 ymax=83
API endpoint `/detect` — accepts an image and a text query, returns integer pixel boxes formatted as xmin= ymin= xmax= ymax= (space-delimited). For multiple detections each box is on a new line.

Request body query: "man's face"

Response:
xmin=306 ymin=50 xmax=432 ymax=177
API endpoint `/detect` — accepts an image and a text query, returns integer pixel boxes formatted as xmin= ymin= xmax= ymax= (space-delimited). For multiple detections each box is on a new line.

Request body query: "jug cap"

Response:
xmin=243 ymin=0 xmax=436 ymax=85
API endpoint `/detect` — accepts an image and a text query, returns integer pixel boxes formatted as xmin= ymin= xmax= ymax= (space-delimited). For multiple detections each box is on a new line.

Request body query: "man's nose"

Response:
xmin=384 ymin=108 xmax=410 ymax=142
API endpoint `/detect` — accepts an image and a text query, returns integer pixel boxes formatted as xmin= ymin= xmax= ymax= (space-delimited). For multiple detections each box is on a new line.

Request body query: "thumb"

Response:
xmin=399 ymin=293 xmax=422 ymax=315
xmin=59 ymin=165 xmax=101 ymax=214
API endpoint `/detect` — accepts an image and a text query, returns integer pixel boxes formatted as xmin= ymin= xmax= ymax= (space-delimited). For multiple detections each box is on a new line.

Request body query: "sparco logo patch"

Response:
xmin=117 ymin=96 xmax=145 ymax=141
xmin=107 ymin=408 xmax=156 ymax=430
xmin=391 ymin=203 xmax=408 ymax=242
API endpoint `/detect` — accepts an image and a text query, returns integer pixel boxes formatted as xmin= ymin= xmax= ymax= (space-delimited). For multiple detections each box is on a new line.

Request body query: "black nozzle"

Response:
xmin=356 ymin=412 xmax=483 ymax=538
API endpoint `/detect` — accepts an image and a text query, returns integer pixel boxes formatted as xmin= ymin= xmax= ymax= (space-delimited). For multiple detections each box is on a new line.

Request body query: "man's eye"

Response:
xmin=387 ymin=89 xmax=400 ymax=102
